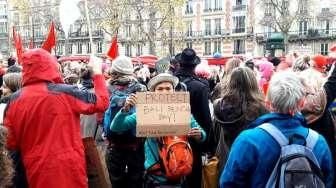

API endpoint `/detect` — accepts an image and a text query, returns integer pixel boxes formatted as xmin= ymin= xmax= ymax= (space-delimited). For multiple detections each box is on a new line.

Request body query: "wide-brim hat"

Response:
xmin=177 ymin=48 xmax=201 ymax=66
xmin=147 ymin=73 xmax=179 ymax=91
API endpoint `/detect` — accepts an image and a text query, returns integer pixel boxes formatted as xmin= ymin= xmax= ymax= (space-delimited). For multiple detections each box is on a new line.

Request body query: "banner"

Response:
xmin=136 ymin=92 xmax=191 ymax=137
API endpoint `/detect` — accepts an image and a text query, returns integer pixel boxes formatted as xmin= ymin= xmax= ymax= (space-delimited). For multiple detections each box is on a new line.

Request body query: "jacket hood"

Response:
xmin=214 ymin=99 xmax=244 ymax=125
xmin=22 ymin=48 xmax=63 ymax=86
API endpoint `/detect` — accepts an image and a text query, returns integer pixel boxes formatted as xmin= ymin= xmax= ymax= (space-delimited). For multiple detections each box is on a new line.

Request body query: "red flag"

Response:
xmin=29 ymin=38 xmax=34 ymax=49
xmin=107 ymin=35 xmax=119 ymax=59
xmin=12 ymin=27 xmax=24 ymax=64
xmin=42 ymin=21 xmax=56 ymax=52
xmin=330 ymin=44 xmax=336 ymax=52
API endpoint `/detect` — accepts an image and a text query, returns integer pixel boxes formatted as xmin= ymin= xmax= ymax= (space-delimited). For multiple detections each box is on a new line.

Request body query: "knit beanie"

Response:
xmin=111 ymin=56 xmax=134 ymax=75
xmin=312 ymin=55 xmax=327 ymax=72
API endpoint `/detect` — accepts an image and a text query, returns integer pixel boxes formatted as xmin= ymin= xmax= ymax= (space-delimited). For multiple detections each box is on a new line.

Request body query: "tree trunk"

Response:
xmin=283 ymin=32 xmax=289 ymax=54
xmin=148 ymin=11 xmax=156 ymax=55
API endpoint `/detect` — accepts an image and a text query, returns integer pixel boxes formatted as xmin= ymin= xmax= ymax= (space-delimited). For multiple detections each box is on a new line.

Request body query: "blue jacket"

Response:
xmin=110 ymin=110 xmax=206 ymax=184
xmin=220 ymin=113 xmax=334 ymax=188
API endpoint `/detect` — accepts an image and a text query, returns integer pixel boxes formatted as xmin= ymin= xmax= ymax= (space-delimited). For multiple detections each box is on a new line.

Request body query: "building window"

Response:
xmin=125 ymin=44 xmax=132 ymax=56
xmin=320 ymin=43 xmax=328 ymax=55
xmin=214 ymin=19 xmax=221 ymax=35
xmin=214 ymin=0 xmax=222 ymax=10
xmin=204 ymin=19 xmax=211 ymax=36
xmin=236 ymin=0 xmax=243 ymax=6
xmin=213 ymin=40 xmax=221 ymax=54
xmin=0 ymin=22 xmax=7 ymax=34
xmin=97 ymin=41 xmax=102 ymax=53
xmin=87 ymin=42 xmax=91 ymax=54
xmin=125 ymin=25 xmax=131 ymax=38
xmin=185 ymin=1 xmax=193 ymax=14
xmin=204 ymin=41 xmax=211 ymax=55
xmin=233 ymin=16 xmax=245 ymax=33
xmin=322 ymin=20 xmax=330 ymax=34
xmin=68 ymin=44 xmax=72 ymax=54
xmin=56 ymin=44 xmax=63 ymax=55
xmin=77 ymin=43 xmax=82 ymax=54
xmin=204 ymin=0 xmax=211 ymax=12
xmin=299 ymin=21 xmax=308 ymax=35
xmin=14 ymin=13 xmax=19 ymax=25
xmin=233 ymin=39 xmax=245 ymax=54
xmin=186 ymin=21 xmax=192 ymax=37
xmin=136 ymin=43 xmax=142 ymax=56
xmin=186 ymin=41 xmax=192 ymax=48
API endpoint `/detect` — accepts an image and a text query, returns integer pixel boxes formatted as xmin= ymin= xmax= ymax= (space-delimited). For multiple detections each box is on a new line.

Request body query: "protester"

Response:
xmin=104 ymin=55 xmax=147 ymax=188
xmin=256 ymin=59 xmax=274 ymax=95
xmin=110 ymin=73 xmax=206 ymax=187
xmin=78 ymin=65 xmax=97 ymax=138
xmin=4 ymin=49 xmax=109 ymax=188
xmin=174 ymin=48 xmax=212 ymax=188
xmin=212 ymin=67 xmax=268 ymax=173
xmin=220 ymin=71 xmax=334 ymax=187
xmin=292 ymin=55 xmax=310 ymax=72
xmin=300 ymin=62 xmax=336 ymax=184
xmin=0 ymin=126 xmax=13 ymax=187
xmin=211 ymin=58 xmax=242 ymax=101
xmin=311 ymin=54 xmax=328 ymax=75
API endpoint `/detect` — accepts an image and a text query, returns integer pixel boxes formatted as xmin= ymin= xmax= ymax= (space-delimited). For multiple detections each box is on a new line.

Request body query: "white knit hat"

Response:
xmin=147 ymin=73 xmax=179 ymax=91
xmin=111 ymin=56 xmax=134 ymax=75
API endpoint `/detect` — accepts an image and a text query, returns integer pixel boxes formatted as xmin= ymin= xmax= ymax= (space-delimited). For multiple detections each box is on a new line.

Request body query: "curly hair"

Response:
xmin=0 ymin=126 xmax=14 ymax=187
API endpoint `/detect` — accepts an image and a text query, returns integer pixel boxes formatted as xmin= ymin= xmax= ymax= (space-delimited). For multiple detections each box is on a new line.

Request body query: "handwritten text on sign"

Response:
xmin=136 ymin=92 xmax=191 ymax=137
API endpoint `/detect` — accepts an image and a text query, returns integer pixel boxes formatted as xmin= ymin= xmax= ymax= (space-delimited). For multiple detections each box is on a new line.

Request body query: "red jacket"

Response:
xmin=5 ymin=49 xmax=109 ymax=188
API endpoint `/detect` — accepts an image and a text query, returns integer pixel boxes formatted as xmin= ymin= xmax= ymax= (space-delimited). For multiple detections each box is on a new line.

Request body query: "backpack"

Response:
xmin=157 ymin=136 xmax=193 ymax=181
xmin=259 ymin=123 xmax=325 ymax=188
xmin=103 ymin=82 xmax=142 ymax=143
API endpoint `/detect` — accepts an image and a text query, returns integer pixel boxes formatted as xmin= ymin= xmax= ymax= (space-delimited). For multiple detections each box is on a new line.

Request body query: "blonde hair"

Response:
xmin=3 ymin=73 xmax=22 ymax=93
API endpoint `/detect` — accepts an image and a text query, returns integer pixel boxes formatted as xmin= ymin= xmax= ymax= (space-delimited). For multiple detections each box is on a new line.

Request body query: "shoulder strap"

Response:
xmin=305 ymin=129 xmax=319 ymax=150
xmin=259 ymin=123 xmax=289 ymax=146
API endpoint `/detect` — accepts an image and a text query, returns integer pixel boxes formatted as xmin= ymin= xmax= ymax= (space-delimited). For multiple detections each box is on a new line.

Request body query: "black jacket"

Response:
xmin=175 ymin=70 xmax=212 ymax=137
xmin=307 ymin=66 xmax=336 ymax=166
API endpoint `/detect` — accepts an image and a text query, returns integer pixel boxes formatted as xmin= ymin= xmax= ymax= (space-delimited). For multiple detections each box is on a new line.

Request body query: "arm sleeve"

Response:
xmin=196 ymin=85 xmax=212 ymax=135
xmin=324 ymin=65 xmax=336 ymax=108
xmin=190 ymin=116 xmax=207 ymax=142
xmin=70 ymin=75 xmax=109 ymax=115
xmin=314 ymin=136 xmax=334 ymax=188
xmin=110 ymin=110 xmax=137 ymax=132
xmin=220 ymin=131 xmax=257 ymax=188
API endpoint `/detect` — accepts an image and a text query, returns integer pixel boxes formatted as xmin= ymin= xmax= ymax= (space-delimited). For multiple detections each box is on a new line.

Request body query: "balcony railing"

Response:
xmin=288 ymin=28 xmax=336 ymax=41
xmin=232 ymin=28 xmax=246 ymax=33
xmin=233 ymin=50 xmax=246 ymax=54
xmin=232 ymin=5 xmax=247 ymax=11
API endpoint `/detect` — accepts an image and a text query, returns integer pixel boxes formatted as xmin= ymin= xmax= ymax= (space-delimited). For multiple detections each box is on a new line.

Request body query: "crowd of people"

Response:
xmin=0 ymin=46 xmax=335 ymax=188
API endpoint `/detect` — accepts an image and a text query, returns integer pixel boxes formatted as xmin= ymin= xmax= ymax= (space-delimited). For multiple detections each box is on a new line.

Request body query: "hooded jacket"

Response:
xmin=4 ymin=49 xmax=109 ymax=188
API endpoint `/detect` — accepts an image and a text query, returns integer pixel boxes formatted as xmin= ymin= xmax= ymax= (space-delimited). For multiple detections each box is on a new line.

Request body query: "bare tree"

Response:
xmin=258 ymin=0 xmax=313 ymax=52
xmin=90 ymin=0 xmax=184 ymax=55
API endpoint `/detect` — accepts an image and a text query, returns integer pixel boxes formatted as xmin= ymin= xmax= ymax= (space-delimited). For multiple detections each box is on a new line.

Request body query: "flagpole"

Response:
xmin=84 ymin=0 xmax=94 ymax=54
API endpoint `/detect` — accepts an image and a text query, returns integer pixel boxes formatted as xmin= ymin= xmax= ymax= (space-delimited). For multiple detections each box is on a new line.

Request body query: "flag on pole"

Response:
xmin=42 ymin=22 xmax=56 ymax=53
xmin=12 ymin=27 xmax=24 ymax=64
xmin=107 ymin=35 xmax=119 ymax=60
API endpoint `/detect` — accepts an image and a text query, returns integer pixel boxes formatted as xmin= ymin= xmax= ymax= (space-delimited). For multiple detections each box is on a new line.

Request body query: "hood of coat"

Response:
xmin=214 ymin=99 xmax=245 ymax=125
xmin=21 ymin=48 xmax=63 ymax=86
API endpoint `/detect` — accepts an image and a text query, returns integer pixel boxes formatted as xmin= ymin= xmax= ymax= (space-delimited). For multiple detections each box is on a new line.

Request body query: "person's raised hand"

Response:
xmin=87 ymin=55 xmax=102 ymax=75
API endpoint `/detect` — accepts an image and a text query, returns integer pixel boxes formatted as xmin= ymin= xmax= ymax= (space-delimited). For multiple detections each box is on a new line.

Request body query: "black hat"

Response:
xmin=177 ymin=48 xmax=200 ymax=66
